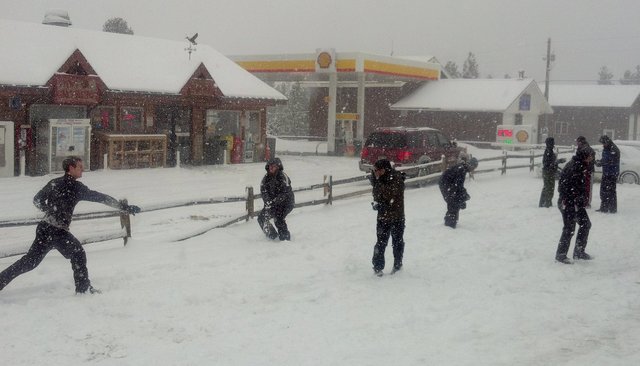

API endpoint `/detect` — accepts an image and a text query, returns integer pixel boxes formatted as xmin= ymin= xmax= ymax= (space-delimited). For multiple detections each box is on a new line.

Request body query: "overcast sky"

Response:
xmin=3 ymin=0 xmax=640 ymax=83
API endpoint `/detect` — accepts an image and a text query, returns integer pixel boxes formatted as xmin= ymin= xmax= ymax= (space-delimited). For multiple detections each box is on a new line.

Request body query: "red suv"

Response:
xmin=359 ymin=127 xmax=463 ymax=175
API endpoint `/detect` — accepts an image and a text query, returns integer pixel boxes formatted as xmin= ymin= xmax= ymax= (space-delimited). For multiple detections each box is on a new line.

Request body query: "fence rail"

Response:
xmin=1 ymin=147 xmax=572 ymax=257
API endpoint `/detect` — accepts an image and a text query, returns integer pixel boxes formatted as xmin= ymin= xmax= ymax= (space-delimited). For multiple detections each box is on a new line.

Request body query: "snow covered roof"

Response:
xmin=544 ymin=84 xmax=640 ymax=108
xmin=0 ymin=19 xmax=285 ymax=100
xmin=391 ymin=78 xmax=544 ymax=112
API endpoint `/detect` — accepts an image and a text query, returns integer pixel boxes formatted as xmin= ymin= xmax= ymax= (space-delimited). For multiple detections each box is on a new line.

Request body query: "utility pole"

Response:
xmin=542 ymin=38 xmax=555 ymax=143
xmin=543 ymin=38 xmax=555 ymax=101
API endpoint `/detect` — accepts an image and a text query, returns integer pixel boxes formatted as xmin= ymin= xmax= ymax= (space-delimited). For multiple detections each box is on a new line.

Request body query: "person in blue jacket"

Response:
xmin=596 ymin=135 xmax=620 ymax=213
xmin=0 ymin=156 xmax=141 ymax=294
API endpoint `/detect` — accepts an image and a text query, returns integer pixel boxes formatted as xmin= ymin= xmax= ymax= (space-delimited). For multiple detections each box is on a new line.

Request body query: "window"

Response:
xmin=246 ymin=111 xmax=260 ymax=142
xmin=555 ymin=121 xmax=569 ymax=135
xmin=519 ymin=94 xmax=531 ymax=111
xmin=208 ymin=110 xmax=241 ymax=136
xmin=120 ymin=107 xmax=144 ymax=133
xmin=515 ymin=114 xmax=523 ymax=125
xmin=90 ymin=106 xmax=115 ymax=131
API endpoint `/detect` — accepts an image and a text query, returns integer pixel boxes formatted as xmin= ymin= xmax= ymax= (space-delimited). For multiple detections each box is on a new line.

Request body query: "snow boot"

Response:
xmin=555 ymin=256 xmax=572 ymax=264
xmin=390 ymin=264 xmax=402 ymax=274
xmin=573 ymin=252 xmax=592 ymax=260
xmin=373 ymin=268 xmax=384 ymax=277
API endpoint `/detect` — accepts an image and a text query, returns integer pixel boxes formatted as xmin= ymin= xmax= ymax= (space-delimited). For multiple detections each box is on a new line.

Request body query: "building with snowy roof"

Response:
xmin=542 ymin=84 xmax=640 ymax=146
xmin=0 ymin=19 xmax=285 ymax=176
xmin=390 ymin=78 xmax=553 ymax=145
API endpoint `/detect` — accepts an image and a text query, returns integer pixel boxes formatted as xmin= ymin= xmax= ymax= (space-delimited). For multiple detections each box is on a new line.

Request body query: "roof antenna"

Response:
xmin=185 ymin=32 xmax=198 ymax=60
xmin=390 ymin=39 xmax=394 ymax=57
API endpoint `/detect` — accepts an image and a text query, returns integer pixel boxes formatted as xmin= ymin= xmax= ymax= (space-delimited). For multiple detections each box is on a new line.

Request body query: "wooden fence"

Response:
xmin=0 ymin=147 xmax=576 ymax=257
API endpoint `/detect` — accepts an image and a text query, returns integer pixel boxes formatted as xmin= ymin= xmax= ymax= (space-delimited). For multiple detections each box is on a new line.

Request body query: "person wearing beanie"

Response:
xmin=596 ymin=135 xmax=620 ymax=213
xmin=539 ymin=137 xmax=563 ymax=207
xmin=555 ymin=147 xmax=594 ymax=263
xmin=258 ymin=157 xmax=295 ymax=240
xmin=438 ymin=157 xmax=478 ymax=228
xmin=370 ymin=159 xmax=406 ymax=276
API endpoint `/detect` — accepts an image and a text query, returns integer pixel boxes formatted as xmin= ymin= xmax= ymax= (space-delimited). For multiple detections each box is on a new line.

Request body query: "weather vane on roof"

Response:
xmin=185 ymin=32 xmax=198 ymax=60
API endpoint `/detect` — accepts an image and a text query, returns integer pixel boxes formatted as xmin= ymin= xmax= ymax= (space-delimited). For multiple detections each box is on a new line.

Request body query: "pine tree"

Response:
xmin=620 ymin=65 xmax=640 ymax=85
xmin=103 ymin=17 xmax=134 ymax=35
xmin=266 ymin=82 xmax=310 ymax=136
xmin=462 ymin=52 xmax=480 ymax=79
xmin=444 ymin=61 xmax=461 ymax=78
xmin=597 ymin=66 xmax=614 ymax=85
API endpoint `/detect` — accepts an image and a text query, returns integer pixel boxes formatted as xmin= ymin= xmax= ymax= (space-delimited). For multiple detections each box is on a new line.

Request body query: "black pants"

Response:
xmin=258 ymin=205 xmax=293 ymax=240
xmin=599 ymin=174 xmax=618 ymax=213
xmin=444 ymin=200 xmax=461 ymax=228
xmin=372 ymin=219 xmax=405 ymax=271
xmin=0 ymin=222 xmax=90 ymax=292
xmin=539 ymin=170 xmax=555 ymax=207
xmin=556 ymin=204 xmax=591 ymax=259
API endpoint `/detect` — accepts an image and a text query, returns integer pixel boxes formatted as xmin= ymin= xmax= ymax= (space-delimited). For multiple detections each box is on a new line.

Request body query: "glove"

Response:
xmin=460 ymin=202 xmax=467 ymax=210
xmin=264 ymin=200 xmax=273 ymax=210
xmin=595 ymin=159 xmax=602 ymax=167
xmin=371 ymin=201 xmax=381 ymax=211
xmin=122 ymin=204 xmax=141 ymax=215
xmin=464 ymin=193 xmax=471 ymax=201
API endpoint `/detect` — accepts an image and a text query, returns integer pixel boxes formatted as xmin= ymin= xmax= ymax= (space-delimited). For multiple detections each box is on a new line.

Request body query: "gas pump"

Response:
xmin=336 ymin=113 xmax=358 ymax=156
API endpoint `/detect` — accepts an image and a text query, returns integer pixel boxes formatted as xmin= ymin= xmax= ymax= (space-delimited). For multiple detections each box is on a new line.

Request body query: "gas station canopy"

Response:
xmin=230 ymin=50 xmax=442 ymax=153
xmin=231 ymin=51 xmax=441 ymax=84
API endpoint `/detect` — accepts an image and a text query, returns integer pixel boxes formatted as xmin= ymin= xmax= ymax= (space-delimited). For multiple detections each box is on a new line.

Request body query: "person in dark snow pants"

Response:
xmin=555 ymin=147 xmax=594 ymax=264
xmin=0 ymin=156 xmax=141 ymax=294
xmin=370 ymin=159 xmax=406 ymax=276
xmin=439 ymin=157 xmax=478 ymax=228
xmin=539 ymin=137 xmax=562 ymax=207
xmin=258 ymin=157 xmax=295 ymax=241
xmin=596 ymin=135 xmax=620 ymax=213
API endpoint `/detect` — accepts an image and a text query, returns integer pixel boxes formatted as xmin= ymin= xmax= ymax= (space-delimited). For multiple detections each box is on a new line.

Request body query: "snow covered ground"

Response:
xmin=1 ymin=144 xmax=640 ymax=365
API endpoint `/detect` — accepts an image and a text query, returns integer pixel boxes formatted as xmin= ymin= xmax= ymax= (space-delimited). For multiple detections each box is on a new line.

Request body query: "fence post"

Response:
xmin=441 ymin=154 xmax=447 ymax=172
xmin=530 ymin=149 xmax=535 ymax=172
xmin=103 ymin=153 xmax=108 ymax=170
xmin=327 ymin=175 xmax=333 ymax=205
xmin=501 ymin=151 xmax=507 ymax=175
xmin=246 ymin=186 xmax=254 ymax=220
xmin=119 ymin=199 xmax=132 ymax=246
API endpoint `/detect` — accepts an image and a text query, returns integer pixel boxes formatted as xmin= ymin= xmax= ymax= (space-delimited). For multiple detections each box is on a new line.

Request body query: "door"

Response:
xmin=156 ymin=106 xmax=191 ymax=167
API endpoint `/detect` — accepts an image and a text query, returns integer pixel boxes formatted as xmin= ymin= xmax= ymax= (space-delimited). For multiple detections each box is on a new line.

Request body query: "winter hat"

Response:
xmin=265 ymin=157 xmax=284 ymax=171
xmin=373 ymin=159 xmax=392 ymax=171
xmin=599 ymin=135 xmax=611 ymax=144
xmin=545 ymin=137 xmax=555 ymax=147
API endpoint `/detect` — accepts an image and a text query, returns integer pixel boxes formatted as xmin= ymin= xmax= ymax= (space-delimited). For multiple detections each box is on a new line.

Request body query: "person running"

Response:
xmin=0 ymin=156 xmax=141 ymax=294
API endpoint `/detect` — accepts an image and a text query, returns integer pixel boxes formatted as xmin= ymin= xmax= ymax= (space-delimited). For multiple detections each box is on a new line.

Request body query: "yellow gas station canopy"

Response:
xmin=230 ymin=51 xmax=441 ymax=84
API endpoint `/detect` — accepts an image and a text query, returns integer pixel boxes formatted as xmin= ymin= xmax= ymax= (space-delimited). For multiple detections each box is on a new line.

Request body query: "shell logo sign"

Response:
xmin=315 ymin=48 xmax=336 ymax=73
xmin=516 ymin=130 xmax=529 ymax=143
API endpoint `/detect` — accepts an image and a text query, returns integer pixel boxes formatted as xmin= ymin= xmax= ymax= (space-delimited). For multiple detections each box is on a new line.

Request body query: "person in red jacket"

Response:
xmin=0 ymin=156 xmax=140 ymax=294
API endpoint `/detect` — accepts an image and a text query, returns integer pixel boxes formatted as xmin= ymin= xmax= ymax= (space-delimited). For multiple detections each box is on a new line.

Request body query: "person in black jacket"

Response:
xmin=576 ymin=136 xmax=596 ymax=207
xmin=439 ymin=157 xmax=478 ymax=228
xmin=258 ymin=157 xmax=295 ymax=241
xmin=370 ymin=159 xmax=406 ymax=276
xmin=539 ymin=137 xmax=564 ymax=207
xmin=596 ymin=135 xmax=620 ymax=213
xmin=555 ymin=147 xmax=594 ymax=264
xmin=0 ymin=156 xmax=141 ymax=294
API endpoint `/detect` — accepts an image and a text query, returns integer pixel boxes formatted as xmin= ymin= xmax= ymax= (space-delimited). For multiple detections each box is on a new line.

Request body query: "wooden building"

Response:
xmin=541 ymin=84 xmax=640 ymax=146
xmin=0 ymin=19 xmax=285 ymax=176
xmin=391 ymin=78 xmax=553 ymax=145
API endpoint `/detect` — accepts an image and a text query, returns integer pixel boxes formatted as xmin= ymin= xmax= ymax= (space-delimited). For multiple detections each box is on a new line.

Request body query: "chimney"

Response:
xmin=42 ymin=10 xmax=72 ymax=27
